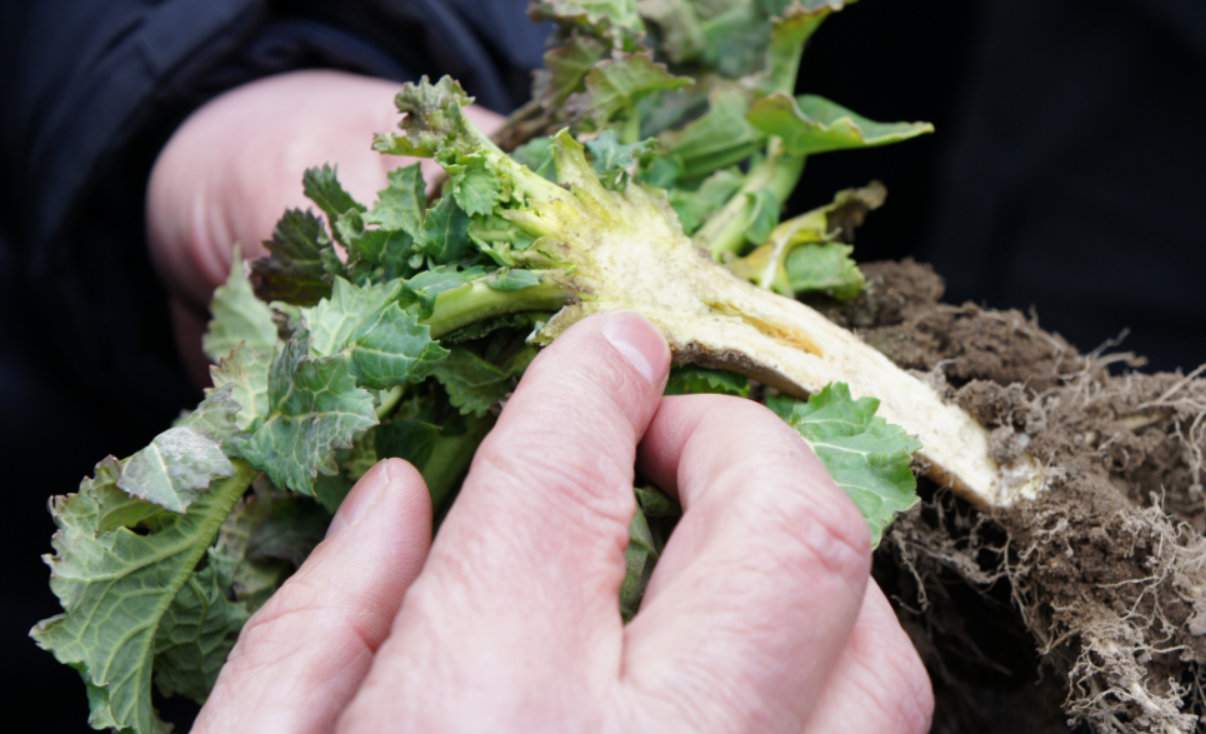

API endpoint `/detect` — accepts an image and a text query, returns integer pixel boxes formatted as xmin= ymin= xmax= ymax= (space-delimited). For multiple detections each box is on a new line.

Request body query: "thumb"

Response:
xmin=146 ymin=70 xmax=409 ymax=312
xmin=194 ymin=459 xmax=432 ymax=734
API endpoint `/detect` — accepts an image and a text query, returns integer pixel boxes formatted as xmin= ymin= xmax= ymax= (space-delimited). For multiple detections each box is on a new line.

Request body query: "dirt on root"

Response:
xmin=813 ymin=260 xmax=1206 ymax=734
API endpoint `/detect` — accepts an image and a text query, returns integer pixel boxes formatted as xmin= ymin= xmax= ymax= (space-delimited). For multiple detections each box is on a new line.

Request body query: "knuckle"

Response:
xmin=773 ymin=489 xmax=870 ymax=579
xmin=710 ymin=451 xmax=871 ymax=582
xmin=474 ymin=416 xmax=635 ymax=526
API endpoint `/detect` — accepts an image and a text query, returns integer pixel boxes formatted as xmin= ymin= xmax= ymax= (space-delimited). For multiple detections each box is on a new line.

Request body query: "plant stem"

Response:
xmin=694 ymin=139 xmax=806 ymax=261
xmin=424 ymin=276 xmax=576 ymax=338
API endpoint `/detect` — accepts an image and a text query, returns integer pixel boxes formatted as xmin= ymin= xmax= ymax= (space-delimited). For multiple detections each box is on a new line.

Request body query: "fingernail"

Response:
xmin=326 ymin=460 xmax=395 ymax=538
xmin=601 ymin=312 xmax=668 ymax=386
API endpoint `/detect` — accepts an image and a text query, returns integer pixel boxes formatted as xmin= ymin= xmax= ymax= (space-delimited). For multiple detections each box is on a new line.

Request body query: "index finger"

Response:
xmin=622 ymin=395 xmax=872 ymax=731
xmin=340 ymin=312 xmax=670 ymax=729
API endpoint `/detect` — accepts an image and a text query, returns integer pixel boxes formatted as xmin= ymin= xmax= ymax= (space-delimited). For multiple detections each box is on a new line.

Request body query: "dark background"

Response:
xmin=3 ymin=1 xmax=1203 ymax=730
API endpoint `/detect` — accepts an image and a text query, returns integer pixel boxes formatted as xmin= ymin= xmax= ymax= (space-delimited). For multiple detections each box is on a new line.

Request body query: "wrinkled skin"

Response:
xmin=193 ymin=312 xmax=932 ymax=733
xmin=148 ymin=72 xmax=931 ymax=733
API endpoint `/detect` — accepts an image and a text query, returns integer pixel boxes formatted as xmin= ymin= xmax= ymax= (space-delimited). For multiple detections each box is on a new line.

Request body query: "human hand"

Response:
xmin=145 ymin=70 xmax=503 ymax=381
xmin=193 ymin=312 xmax=933 ymax=733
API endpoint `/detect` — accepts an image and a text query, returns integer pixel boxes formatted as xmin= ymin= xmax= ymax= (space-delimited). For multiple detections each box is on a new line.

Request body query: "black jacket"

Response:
xmin=3 ymin=2 xmax=1204 ymax=730
xmin=1 ymin=3 xmax=546 ymax=730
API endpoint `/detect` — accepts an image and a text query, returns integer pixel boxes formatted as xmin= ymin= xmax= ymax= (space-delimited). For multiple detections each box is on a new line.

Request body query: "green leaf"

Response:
xmin=699 ymin=2 xmax=774 ymax=77
xmin=252 ymin=209 xmax=342 ymax=305
xmin=432 ymin=348 xmax=522 ymax=417
xmin=584 ymin=130 xmax=656 ymax=189
xmin=448 ymin=155 xmax=503 ymax=217
xmin=658 ymin=88 xmax=761 ymax=182
xmin=784 ymin=242 xmax=864 ymax=300
xmin=668 ymin=167 xmax=744 ymax=234
xmin=203 ymin=253 xmax=278 ymax=362
xmin=533 ymin=33 xmax=609 ymax=107
xmin=150 ymin=563 xmax=249 ymax=704
xmin=761 ymin=2 xmax=851 ymax=93
xmin=620 ymin=504 xmax=657 ymax=620
xmin=637 ymin=0 xmax=705 ymax=63
xmin=770 ymin=383 xmax=921 ymax=545
xmin=303 ymin=278 xmax=449 ymax=389
xmin=347 ymin=303 xmax=449 ymax=389
xmin=32 ymin=461 xmax=257 ymax=734
xmin=303 ymin=164 xmax=365 ymax=229
xmin=338 ymin=210 xmax=415 ymax=282
xmin=664 ymin=367 xmax=750 ymax=397
xmin=418 ymin=195 xmax=473 ymax=264
xmin=570 ymin=53 xmax=692 ymax=129
xmin=376 ymin=410 xmax=493 ymax=510
xmin=228 ymin=333 xmax=378 ymax=495
xmin=748 ymin=93 xmax=934 ymax=156
xmin=304 ymin=277 xmax=401 ymax=357
xmin=512 ymin=137 xmax=558 ymax=181
xmin=745 ymin=188 xmax=781 ymax=246
xmin=118 ymin=426 xmax=235 ymax=513
xmin=373 ymin=76 xmax=477 ymax=158
xmin=401 ymin=265 xmax=489 ymax=316
xmin=531 ymin=0 xmax=646 ymax=49
xmin=728 ymin=182 xmax=883 ymax=298
xmin=209 ymin=344 xmax=273 ymax=431
xmin=364 ymin=163 xmax=427 ymax=238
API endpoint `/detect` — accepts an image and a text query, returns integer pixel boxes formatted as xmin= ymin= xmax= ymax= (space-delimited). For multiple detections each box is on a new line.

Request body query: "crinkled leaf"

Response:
xmin=303 ymin=278 xmax=448 ymax=389
xmin=347 ymin=303 xmax=449 ymax=389
xmin=531 ymin=0 xmax=645 ymax=49
xmin=749 ymin=93 xmax=934 ymax=156
xmin=584 ymin=130 xmax=656 ymax=189
xmin=432 ymin=348 xmax=520 ymax=417
xmin=228 ymin=333 xmax=377 ymax=495
xmin=570 ymin=53 xmax=691 ymax=128
xmin=203 ymin=253 xmax=278 ymax=362
xmin=364 ymin=163 xmax=427 ymax=238
xmin=770 ymin=383 xmax=921 ymax=545
xmin=447 ymin=155 xmax=503 ymax=216
xmin=372 ymin=76 xmax=477 ymax=158
xmin=32 ymin=461 xmax=256 ymax=734
xmin=303 ymin=164 xmax=365 ymax=233
xmin=151 ymin=563 xmax=249 ymax=703
xmin=118 ymin=426 xmax=235 ymax=513
xmin=338 ymin=210 xmax=415 ymax=282
xmin=252 ymin=209 xmax=342 ymax=305
xmin=210 ymin=344 xmax=272 ymax=431
xmin=664 ymin=367 xmax=750 ymax=397
xmin=533 ymin=33 xmax=609 ymax=107
xmin=304 ymin=278 xmax=401 ymax=357
xmin=418 ymin=195 xmax=473 ymax=264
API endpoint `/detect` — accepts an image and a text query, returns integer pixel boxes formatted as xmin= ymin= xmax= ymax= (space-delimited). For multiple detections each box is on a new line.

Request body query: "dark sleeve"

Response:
xmin=918 ymin=0 xmax=1206 ymax=371
xmin=0 ymin=0 xmax=547 ymax=458
xmin=3 ymin=9 xmax=546 ymax=726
